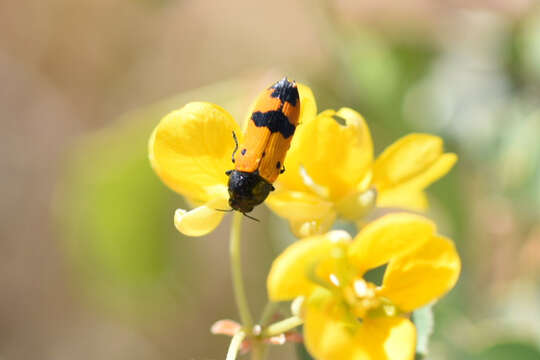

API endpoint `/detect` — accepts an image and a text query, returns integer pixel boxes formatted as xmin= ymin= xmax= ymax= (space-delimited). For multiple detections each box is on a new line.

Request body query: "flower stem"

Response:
xmin=259 ymin=301 xmax=279 ymax=326
xmin=230 ymin=212 xmax=254 ymax=332
xmin=263 ymin=316 xmax=304 ymax=337
xmin=226 ymin=331 xmax=246 ymax=360
xmin=251 ymin=341 xmax=266 ymax=360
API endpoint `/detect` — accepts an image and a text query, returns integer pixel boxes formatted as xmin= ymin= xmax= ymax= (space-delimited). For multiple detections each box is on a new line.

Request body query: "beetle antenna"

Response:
xmin=242 ymin=212 xmax=260 ymax=222
xmin=215 ymin=208 xmax=233 ymax=212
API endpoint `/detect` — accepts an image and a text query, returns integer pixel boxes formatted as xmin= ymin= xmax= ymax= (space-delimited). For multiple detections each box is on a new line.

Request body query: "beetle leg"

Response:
xmin=231 ymin=131 xmax=239 ymax=163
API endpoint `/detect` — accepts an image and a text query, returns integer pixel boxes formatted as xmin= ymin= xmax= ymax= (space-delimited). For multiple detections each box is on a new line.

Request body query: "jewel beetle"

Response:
xmin=226 ymin=77 xmax=300 ymax=215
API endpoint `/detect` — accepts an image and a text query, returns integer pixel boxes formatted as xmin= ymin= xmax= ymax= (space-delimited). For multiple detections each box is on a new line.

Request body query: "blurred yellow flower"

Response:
xmin=148 ymin=85 xmax=316 ymax=237
xmin=267 ymin=89 xmax=457 ymax=237
xmin=267 ymin=213 xmax=461 ymax=360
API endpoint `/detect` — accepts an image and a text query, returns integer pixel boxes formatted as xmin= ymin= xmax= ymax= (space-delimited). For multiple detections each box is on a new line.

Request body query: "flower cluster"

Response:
xmin=149 ymin=81 xmax=461 ymax=360
xmin=268 ymin=213 xmax=460 ymax=360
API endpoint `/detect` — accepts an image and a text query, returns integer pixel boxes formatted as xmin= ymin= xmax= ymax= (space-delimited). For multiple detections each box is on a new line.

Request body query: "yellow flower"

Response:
xmin=148 ymin=85 xmax=317 ymax=237
xmin=267 ymin=91 xmax=457 ymax=237
xmin=267 ymin=213 xmax=461 ymax=360
xmin=148 ymin=102 xmax=236 ymax=236
xmin=149 ymin=82 xmax=454 ymax=238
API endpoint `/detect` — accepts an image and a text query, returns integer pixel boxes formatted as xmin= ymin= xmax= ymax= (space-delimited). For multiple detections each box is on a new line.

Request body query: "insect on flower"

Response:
xmin=226 ymin=77 xmax=300 ymax=215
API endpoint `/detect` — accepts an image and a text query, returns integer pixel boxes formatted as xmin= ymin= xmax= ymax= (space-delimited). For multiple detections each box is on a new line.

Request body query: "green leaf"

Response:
xmin=412 ymin=303 xmax=435 ymax=358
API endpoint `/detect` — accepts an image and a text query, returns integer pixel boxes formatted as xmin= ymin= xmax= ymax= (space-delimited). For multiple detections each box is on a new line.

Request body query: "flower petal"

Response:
xmin=376 ymin=188 xmax=429 ymax=211
xmin=279 ymin=108 xmax=373 ymax=200
xmin=265 ymin=188 xmax=336 ymax=237
xmin=304 ymin=289 xmax=416 ymax=360
xmin=297 ymin=83 xmax=318 ymax=125
xmin=362 ymin=317 xmax=416 ymax=360
xmin=173 ymin=198 xmax=229 ymax=237
xmin=267 ymin=231 xmax=351 ymax=301
xmin=335 ymin=188 xmax=378 ymax=221
xmin=289 ymin=211 xmax=336 ymax=238
xmin=303 ymin=290 xmax=358 ymax=360
xmin=373 ymin=134 xmax=455 ymax=191
xmin=378 ymin=235 xmax=461 ymax=312
xmin=150 ymin=102 xmax=240 ymax=202
xmin=396 ymin=153 xmax=457 ymax=191
xmin=348 ymin=213 xmax=436 ymax=273
xmin=266 ymin=190 xmax=334 ymax=222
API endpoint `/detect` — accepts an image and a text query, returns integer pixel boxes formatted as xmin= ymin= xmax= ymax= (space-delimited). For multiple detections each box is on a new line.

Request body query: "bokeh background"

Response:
xmin=2 ymin=0 xmax=540 ymax=359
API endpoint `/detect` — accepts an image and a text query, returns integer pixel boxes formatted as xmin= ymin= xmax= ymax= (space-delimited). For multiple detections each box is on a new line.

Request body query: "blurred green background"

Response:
xmin=2 ymin=0 xmax=540 ymax=359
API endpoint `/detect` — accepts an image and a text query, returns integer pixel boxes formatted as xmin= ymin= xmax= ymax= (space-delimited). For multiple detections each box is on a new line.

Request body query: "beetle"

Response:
xmin=225 ymin=77 xmax=300 ymax=215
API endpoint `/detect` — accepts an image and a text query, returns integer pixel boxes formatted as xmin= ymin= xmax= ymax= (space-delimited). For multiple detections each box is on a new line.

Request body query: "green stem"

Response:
xmin=226 ymin=331 xmax=246 ymax=360
xmin=230 ymin=212 xmax=254 ymax=332
xmin=259 ymin=301 xmax=279 ymax=326
xmin=251 ymin=341 xmax=266 ymax=360
xmin=263 ymin=316 xmax=304 ymax=337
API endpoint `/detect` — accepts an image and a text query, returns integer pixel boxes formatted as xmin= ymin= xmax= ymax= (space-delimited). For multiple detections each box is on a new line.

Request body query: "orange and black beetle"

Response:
xmin=226 ymin=78 xmax=300 ymax=214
